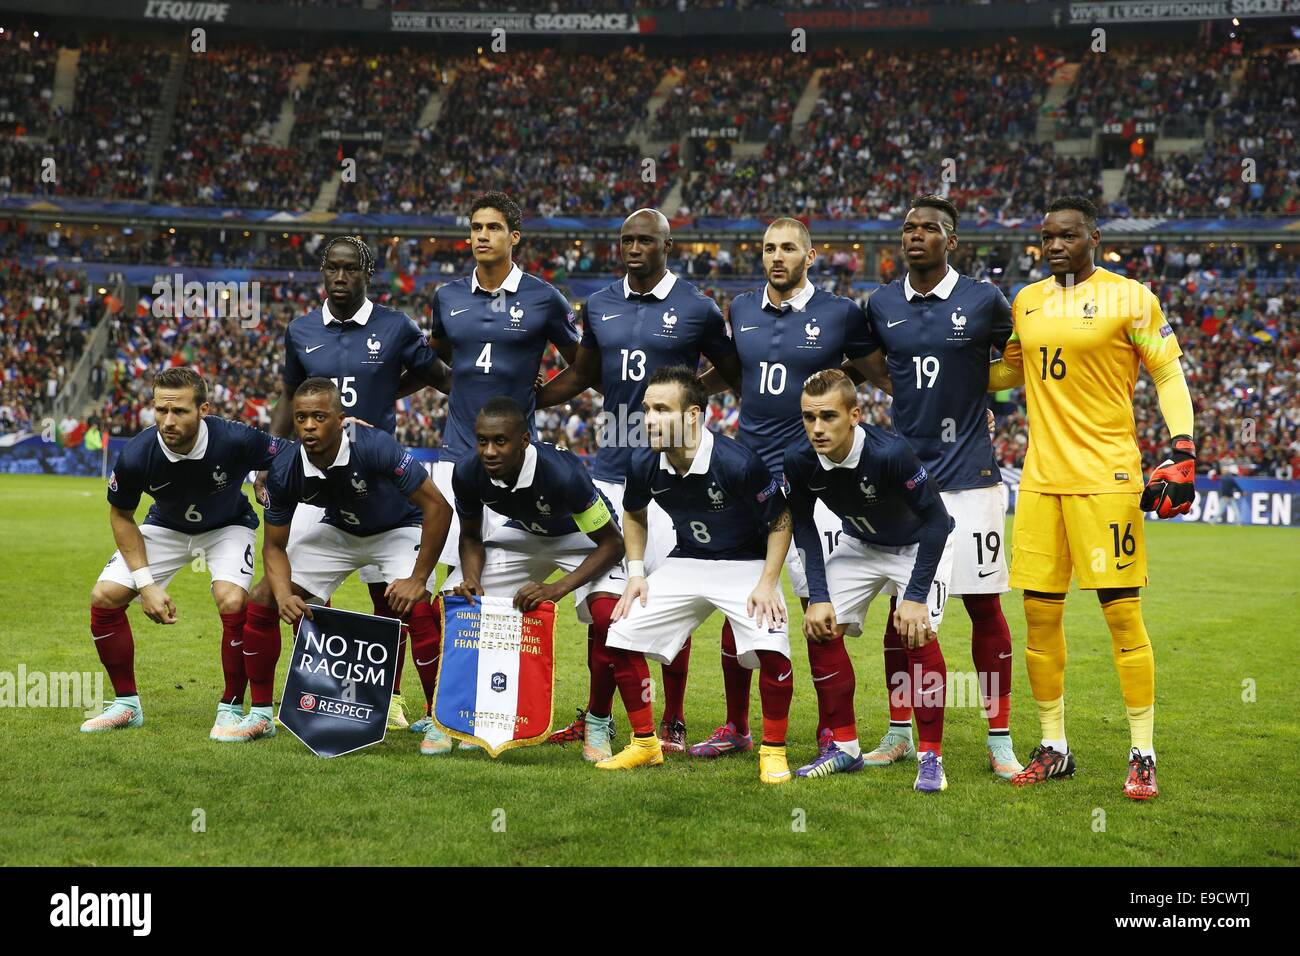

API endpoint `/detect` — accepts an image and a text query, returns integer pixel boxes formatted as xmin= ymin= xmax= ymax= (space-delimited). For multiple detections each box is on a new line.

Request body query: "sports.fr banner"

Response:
xmin=278 ymin=605 xmax=402 ymax=758
xmin=433 ymin=594 xmax=556 ymax=757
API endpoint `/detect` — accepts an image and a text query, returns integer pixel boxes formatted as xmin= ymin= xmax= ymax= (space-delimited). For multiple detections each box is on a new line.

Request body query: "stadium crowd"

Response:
xmin=3 ymin=34 xmax=1296 ymax=220
xmin=0 ymin=260 xmax=101 ymax=434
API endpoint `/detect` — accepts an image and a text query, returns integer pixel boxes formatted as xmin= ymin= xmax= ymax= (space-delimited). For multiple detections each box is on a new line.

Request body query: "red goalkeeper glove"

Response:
xmin=1140 ymin=435 xmax=1196 ymax=518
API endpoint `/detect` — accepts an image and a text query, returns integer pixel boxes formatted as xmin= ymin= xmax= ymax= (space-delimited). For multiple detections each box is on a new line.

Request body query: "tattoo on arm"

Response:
xmin=769 ymin=510 xmax=791 ymax=533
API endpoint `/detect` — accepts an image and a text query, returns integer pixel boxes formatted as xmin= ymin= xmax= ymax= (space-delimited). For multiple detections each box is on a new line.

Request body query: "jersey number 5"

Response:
xmin=330 ymin=376 xmax=358 ymax=407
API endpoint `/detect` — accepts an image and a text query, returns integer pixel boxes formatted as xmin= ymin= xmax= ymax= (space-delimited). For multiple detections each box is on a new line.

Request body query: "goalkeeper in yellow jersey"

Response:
xmin=989 ymin=196 xmax=1196 ymax=801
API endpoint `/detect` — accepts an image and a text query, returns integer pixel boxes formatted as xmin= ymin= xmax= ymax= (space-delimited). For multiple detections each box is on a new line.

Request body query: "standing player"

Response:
xmin=82 ymin=367 xmax=284 ymax=739
xmin=255 ymin=234 xmax=451 ymax=732
xmin=399 ymin=191 xmax=581 ymax=749
xmin=856 ymin=196 xmax=1022 ymax=779
xmin=786 ymin=370 xmax=957 ymax=792
xmin=990 ymin=196 xmax=1196 ymax=800
xmin=443 ymin=397 xmax=626 ymax=759
xmin=248 ymin=378 xmax=453 ymax=742
xmin=691 ymin=217 xmax=880 ymax=760
xmin=603 ymin=367 xmax=794 ymax=784
xmin=536 ymin=208 xmax=743 ymax=754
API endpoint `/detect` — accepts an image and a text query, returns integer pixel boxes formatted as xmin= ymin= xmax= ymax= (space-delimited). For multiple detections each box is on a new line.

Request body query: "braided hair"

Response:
xmin=319 ymin=235 xmax=376 ymax=277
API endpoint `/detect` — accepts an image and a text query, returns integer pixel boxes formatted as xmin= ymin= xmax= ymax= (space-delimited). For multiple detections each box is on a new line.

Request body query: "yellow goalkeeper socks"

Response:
xmin=1023 ymin=595 xmax=1068 ymax=744
xmin=1101 ymin=596 xmax=1155 ymax=751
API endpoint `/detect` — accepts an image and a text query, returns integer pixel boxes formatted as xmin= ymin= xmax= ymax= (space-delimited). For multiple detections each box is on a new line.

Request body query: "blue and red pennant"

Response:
xmin=433 ymin=594 xmax=556 ymax=756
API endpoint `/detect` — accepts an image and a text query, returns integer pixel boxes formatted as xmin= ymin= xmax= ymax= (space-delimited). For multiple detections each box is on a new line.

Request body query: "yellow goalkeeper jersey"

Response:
xmin=1003 ymin=266 xmax=1182 ymax=494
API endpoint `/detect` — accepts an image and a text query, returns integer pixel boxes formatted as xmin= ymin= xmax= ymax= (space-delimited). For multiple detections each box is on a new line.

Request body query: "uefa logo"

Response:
xmin=299 ymin=694 xmax=317 ymax=711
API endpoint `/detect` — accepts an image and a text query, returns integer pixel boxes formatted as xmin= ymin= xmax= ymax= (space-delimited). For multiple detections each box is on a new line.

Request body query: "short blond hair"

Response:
xmin=802 ymin=368 xmax=857 ymax=409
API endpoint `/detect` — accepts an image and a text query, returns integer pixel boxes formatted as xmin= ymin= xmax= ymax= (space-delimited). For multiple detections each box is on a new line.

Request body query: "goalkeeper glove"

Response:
xmin=1140 ymin=435 xmax=1196 ymax=518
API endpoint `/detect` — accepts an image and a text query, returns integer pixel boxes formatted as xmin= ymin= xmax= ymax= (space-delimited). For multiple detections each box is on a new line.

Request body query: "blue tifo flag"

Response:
xmin=278 ymin=605 xmax=402 ymax=757
xmin=433 ymin=594 xmax=557 ymax=757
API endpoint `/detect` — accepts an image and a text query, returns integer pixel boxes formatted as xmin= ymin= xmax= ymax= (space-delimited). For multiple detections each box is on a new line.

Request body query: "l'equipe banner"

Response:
xmin=433 ymin=594 xmax=556 ymax=757
xmin=278 ymin=605 xmax=402 ymax=757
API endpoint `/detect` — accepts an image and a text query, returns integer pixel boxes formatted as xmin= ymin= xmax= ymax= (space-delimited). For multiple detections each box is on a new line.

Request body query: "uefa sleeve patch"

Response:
xmin=394 ymin=452 xmax=413 ymax=477
xmin=756 ymin=479 xmax=780 ymax=503
xmin=1159 ymin=324 xmax=1174 ymax=338
xmin=905 ymin=466 xmax=928 ymax=490
xmin=108 ymin=471 xmax=117 ymax=492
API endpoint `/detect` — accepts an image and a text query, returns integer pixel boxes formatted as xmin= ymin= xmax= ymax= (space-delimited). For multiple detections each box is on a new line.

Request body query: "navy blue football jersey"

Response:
xmin=265 ymin=426 xmax=427 ymax=536
xmin=783 ymin=423 xmax=953 ymax=604
xmin=730 ymin=283 xmax=875 ymax=479
xmin=624 ymin=429 xmax=785 ymax=561
xmin=864 ymin=269 xmax=1012 ymax=491
xmin=282 ymin=298 xmax=439 ymax=434
xmin=107 ymin=416 xmax=284 ymax=532
xmin=452 ymin=441 xmax=616 ymax=538
xmin=430 ymin=265 xmax=580 ymax=464
xmin=582 ymin=273 xmax=736 ymax=484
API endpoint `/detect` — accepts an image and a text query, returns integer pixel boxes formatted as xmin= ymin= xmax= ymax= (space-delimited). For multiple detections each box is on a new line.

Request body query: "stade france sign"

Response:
xmin=389 ymin=12 xmax=645 ymax=33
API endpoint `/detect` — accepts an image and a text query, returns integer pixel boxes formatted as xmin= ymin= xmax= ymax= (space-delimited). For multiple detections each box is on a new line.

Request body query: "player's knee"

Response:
xmin=90 ymin=582 xmax=131 ymax=610
xmin=212 ymin=586 xmax=247 ymax=616
xmin=247 ymin=576 xmax=274 ymax=606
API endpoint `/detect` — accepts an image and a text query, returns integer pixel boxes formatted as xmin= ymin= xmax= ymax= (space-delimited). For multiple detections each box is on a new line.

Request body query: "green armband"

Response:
xmin=573 ymin=497 xmax=612 ymax=534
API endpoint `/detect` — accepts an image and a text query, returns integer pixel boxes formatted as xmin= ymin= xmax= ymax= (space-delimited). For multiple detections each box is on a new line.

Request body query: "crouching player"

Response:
xmin=235 ymin=377 xmax=452 ymax=742
xmin=786 ymin=370 xmax=956 ymax=792
xmin=83 ymin=367 xmax=286 ymax=737
xmin=604 ymin=366 xmax=794 ymax=784
xmin=439 ymin=397 xmax=626 ymax=758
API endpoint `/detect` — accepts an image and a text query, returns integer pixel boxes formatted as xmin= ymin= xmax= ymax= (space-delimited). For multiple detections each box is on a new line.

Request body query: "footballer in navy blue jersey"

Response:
xmin=107 ymin=415 xmax=282 ymax=534
xmin=623 ymin=429 xmax=786 ymax=562
xmin=277 ymin=238 xmax=447 ymax=438
xmin=534 ymin=209 xmax=743 ymax=750
xmin=856 ymin=197 xmax=1021 ymax=782
xmin=452 ymin=435 xmax=616 ymax=541
xmin=87 ymin=368 xmax=288 ymax=739
xmin=785 ymin=422 xmax=952 ymax=610
xmin=536 ymin=209 xmax=741 ymax=485
xmin=264 ymin=415 xmax=428 ymax=538
xmin=604 ymin=366 xmax=795 ymax=782
xmin=727 ymin=220 xmax=877 ymax=481
xmin=417 ymin=194 xmax=580 ymax=465
xmin=864 ymin=267 xmax=1011 ymax=492
xmin=260 ymin=380 xmax=451 ymax=609
xmin=443 ymin=398 xmax=627 ymax=760
xmin=427 ymin=263 xmax=579 ymax=464
xmin=232 ymin=378 xmax=452 ymax=742
xmin=785 ymin=368 xmax=959 ymax=789
xmin=269 ymin=235 xmax=453 ymax=730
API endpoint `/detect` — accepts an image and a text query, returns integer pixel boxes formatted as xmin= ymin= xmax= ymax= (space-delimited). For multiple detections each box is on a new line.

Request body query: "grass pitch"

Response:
xmin=1 ymin=474 xmax=1296 ymax=866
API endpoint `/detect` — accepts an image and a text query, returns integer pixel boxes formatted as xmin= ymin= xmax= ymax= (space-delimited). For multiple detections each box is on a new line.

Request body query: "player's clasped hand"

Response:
xmin=139 ymin=585 xmax=177 ymax=625
xmin=451 ymin=579 xmax=483 ymax=606
xmin=277 ymin=594 xmax=313 ymax=626
xmin=893 ymin=598 xmax=935 ymax=649
xmin=385 ymin=576 xmax=428 ymax=617
xmin=612 ymin=576 xmax=649 ymax=622
xmin=747 ymin=584 xmax=786 ymax=630
xmin=802 ymin=602 xmax=837 ymax=642
xmin=513 ymin=581 xmax=561 ymax=612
